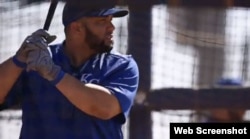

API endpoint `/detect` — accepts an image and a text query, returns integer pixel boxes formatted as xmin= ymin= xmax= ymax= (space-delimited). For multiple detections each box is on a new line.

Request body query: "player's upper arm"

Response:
xmin=101 ymin=55 xmax=139 ymax=121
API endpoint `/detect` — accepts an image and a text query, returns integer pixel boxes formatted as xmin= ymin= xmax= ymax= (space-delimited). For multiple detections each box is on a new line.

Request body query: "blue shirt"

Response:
xmin=6 ymin=43 xmax=139 ymax=139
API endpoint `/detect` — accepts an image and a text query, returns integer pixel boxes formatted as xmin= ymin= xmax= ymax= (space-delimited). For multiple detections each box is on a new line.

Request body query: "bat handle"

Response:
xmin=43 ymin=0 xmax=58 ymax=31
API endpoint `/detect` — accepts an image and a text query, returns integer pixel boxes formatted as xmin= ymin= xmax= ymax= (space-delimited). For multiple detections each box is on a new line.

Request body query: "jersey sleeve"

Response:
xmin=101 ymin=56 xmax=139 ymax=121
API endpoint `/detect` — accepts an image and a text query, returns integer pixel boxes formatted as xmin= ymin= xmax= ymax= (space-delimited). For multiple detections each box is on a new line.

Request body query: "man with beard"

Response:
xmin=0 ymin=0 xmax=139 ymax=139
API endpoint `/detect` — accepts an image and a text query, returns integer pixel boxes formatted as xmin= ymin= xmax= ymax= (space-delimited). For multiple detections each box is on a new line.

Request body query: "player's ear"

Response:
xmin=69 ymin=21 xmax=85 ymax=34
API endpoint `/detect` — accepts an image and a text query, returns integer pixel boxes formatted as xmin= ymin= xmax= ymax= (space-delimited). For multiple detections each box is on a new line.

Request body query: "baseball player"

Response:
xmin=192 ymin=78 xmax=246 ymax=123
xmin=206 ymin=78 xmax=246 ymax=123
xmin=0 ymin=0 xmax=139 ymax=139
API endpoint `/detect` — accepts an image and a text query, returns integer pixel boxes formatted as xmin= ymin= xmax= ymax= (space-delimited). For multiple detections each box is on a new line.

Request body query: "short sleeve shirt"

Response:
xmin=6 ymin=43 xmax=139 ymax=139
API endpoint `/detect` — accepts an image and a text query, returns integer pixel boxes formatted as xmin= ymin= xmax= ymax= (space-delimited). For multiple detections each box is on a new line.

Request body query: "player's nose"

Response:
xmin=107 ymin=22 xmax=115 ymax=32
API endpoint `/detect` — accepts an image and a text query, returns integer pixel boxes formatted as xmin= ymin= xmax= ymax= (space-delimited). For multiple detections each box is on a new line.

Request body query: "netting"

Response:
xmin=151 ymin=5 xmax=250 ymax=139
xmin=1 ymin=0 xmax=250 ymax=139
xmin=0 ymin=0 xmax=64 ymax=63
xmin=151 ymin=5 xmax=250 ymax=88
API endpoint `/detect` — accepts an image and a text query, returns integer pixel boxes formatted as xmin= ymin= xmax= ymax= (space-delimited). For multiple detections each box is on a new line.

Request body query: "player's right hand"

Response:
xmin=13 ymin=29 xmax=56 ymax=68
xmin=26 ymin=46 xmax=62 ymax=82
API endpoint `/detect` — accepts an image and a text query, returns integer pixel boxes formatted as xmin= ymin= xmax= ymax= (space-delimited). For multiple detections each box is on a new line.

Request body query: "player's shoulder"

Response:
xmin=106 ymin=50 xmax=137 ymax=66
xmin=94 ymin=50 xmax=138 ymax=74
xmin=49 ymin=43 xmax=62 ymax=54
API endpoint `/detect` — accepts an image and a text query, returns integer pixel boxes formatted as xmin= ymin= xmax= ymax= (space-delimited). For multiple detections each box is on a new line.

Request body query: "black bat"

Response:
xmin=43 ymin=0 xmax=59 ymax=30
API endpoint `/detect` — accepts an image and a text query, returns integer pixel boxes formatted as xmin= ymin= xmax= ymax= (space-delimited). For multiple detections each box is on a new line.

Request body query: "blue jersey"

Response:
xmin=5 ymin=42 xmax=139 ymax=139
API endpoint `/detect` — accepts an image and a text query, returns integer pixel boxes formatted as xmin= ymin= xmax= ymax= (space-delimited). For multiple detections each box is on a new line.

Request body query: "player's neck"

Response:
xmin=64 ymin=41 xmax=95 ymax=67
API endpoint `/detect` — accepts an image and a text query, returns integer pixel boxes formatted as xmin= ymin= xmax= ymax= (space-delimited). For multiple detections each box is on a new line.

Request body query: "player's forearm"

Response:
xmin=56 ymin=73 xmax=121 ymax=120
xmin=0 ymin=58 xmax=23 ymax=103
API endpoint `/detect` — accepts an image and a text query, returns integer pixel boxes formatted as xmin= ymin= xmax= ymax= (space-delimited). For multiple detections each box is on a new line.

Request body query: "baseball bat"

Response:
xmin=43 ymin=0 xmax=59 ymax=30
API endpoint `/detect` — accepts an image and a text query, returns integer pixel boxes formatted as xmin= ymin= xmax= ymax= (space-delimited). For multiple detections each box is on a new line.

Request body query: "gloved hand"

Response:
xmin=26 ymin=47 xmax=63 ymax=82
xmin=24 ymin=29 xmax=64 ymax=84
xmin=13 ymin=29 xmax=56 ymax=68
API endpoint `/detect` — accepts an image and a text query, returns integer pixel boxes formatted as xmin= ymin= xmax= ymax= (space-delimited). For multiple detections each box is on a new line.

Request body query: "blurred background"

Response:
xmin=1 ymin=0 xmax=250 ymax=139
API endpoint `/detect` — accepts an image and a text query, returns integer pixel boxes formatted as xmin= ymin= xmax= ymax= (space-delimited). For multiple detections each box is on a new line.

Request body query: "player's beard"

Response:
xmin=84 ymin=25 xmax=113 ymax=53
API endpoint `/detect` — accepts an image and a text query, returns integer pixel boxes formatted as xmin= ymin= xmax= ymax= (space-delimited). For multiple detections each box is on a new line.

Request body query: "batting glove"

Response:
xmin=27 ymin=47 xmax=64 ymax=84
xmin=13 ymin=29 xmax=56 ymax=68
xmin=25 ymin=30 xmax=64 ymax=85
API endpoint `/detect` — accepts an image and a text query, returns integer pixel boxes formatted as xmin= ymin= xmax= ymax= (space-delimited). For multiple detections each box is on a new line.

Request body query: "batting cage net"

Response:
xmin=1 ymin=0 xmax=250 ymax=139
